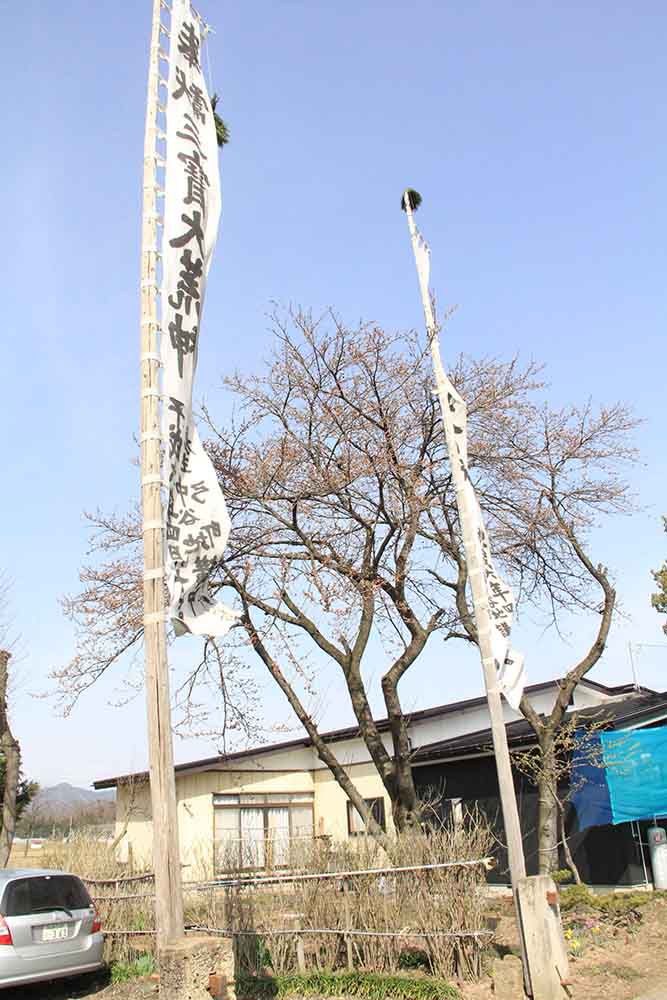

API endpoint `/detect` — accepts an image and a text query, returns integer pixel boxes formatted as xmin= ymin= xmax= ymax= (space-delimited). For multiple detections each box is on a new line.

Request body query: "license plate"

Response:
xmin=42 ymin=924 xmax=69 ymax=942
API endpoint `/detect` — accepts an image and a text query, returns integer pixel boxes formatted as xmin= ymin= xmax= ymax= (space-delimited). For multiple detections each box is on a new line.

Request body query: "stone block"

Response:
xmin=159 ymin=934 xmax=235 ymax=1000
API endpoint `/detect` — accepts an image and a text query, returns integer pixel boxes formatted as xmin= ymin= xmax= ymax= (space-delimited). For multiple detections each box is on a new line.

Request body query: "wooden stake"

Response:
xmin=295 ymin=917 xmax=306 ymax=974
xmin=343 ymin=879 xmax=354 ymax=972
xmin=140 ymin=0 xmax=184 ymax=947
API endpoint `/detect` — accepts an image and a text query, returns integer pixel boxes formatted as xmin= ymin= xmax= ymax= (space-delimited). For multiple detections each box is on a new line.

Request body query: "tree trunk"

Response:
xmin=558 ymin=801 xmax=581 ymax=885
xmin=537 ymin=738 xmax=559 ymax=875
xmin=110 ymin=778 xmax=140 ymax=854
xmin=242 ymin=612 xmax=393 ymax=850
xmin=0 ymin=651 xmax=20 ymax=868
xmin=381 ymin=671 xmax=422 ymax=833
xmin=390 ymin=758 xmax=420 ymax=832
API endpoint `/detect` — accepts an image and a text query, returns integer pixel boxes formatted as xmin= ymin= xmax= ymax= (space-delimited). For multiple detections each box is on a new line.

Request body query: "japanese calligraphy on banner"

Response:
xmin=411 ymin=225 xmax=525 ymax=710
xmin=161 ymin=0 xmax=238 ymax=637
xmin=440 ymin=377 xmax=525 ymax=710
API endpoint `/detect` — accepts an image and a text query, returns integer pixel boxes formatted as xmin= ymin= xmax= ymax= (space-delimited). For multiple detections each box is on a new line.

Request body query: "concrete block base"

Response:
xmin=159 ymin=935 xmax=235 ymax=1000
xmin=492 ymin=955 xmax=526 ymax=999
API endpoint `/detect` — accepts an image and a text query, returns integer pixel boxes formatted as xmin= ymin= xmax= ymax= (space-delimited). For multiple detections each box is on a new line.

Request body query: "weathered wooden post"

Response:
xmin=140 ymin=1 xmax=237 ymax=993
xmin=140 ymin=0 xmax=184 ymax=949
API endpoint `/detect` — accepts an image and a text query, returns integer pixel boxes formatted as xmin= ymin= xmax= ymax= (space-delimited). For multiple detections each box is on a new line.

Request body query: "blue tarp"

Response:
xmin=571 ymin=726 xmax=667 ymax=830
xmin=570 ymin=731 xmax=613 ymax=829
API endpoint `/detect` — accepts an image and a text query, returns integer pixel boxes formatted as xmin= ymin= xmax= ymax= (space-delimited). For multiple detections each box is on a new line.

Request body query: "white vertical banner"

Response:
xmin=404 ymin=197 xmax=525 ymax=709
xmin=161 ymin=0 xmax=238 ymax=636
xmin=437 ymin=374 xmax=525 ymax=709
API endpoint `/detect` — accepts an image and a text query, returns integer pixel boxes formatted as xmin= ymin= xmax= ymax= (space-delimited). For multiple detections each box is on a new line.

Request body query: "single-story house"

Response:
xmin=94 ymin=678 xmax=667 ymax=885
xmin=412 ymin=686 xmax=667 ymax=886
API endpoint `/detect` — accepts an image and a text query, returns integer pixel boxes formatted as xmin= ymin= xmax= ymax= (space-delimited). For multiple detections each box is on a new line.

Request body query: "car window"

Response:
xmin=1 ymin=876 xmax=92 ymax=916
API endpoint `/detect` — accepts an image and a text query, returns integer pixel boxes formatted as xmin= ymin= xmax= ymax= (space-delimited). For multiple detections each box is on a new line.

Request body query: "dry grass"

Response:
xmin=216 ymin=814 xmax=493 ymax=981
xmin=9 ymin=818 xmax=493 ymax=980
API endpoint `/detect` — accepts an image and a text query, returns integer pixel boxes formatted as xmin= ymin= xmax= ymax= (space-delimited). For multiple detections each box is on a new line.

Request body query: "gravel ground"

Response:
xmin=0 ymin=972 xmax=157 ymax=1000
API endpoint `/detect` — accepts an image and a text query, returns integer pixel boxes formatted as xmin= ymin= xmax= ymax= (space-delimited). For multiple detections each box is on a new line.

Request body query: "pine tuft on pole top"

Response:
xmin=401 ymin=188 xmax=422 ymax=212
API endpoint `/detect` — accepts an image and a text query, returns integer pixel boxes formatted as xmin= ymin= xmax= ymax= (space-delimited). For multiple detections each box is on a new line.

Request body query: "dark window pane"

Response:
xmin=370 ymin=797 xmax=386 ymax=831
xmin=2 ymin=876 xmax=92 ymax=917
xmin=347 ymin=797 xmax=386 ymax=835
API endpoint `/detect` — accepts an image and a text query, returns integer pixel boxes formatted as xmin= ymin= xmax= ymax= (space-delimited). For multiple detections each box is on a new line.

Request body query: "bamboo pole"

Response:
xmin=140 ymin=0 xmax=184 ymax=947
xmin=200 ymin=856 xmax=493 ymax=889
xmin=402 ymin=194 xmax=527 ymax=892
xmin=402 ymin=194 xmax=532 ymax=994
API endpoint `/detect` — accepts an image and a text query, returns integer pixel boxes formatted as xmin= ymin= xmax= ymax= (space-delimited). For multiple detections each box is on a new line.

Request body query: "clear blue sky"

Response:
xmin=4 ymin=0 xmax=665 ymax=787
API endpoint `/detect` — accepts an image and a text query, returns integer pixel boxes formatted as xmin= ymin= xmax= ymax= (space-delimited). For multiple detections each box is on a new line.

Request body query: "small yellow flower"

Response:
xmin=592 ymin=926 xmax=600 ymax=934
xmin=570 ymin=939 xmax=581 ymax=952
xmin=564 ymin=929 xmax=573 ymax=940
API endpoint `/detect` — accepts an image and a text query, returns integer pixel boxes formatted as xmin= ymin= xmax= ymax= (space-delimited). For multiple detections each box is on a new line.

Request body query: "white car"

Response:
xmin=0 ymin=869 xmax=103 ymax=989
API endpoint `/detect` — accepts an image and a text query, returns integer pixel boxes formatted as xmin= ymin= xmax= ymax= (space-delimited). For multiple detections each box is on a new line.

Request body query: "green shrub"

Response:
xmin=111 ymin=952 xmax=157 ymax=983
xmin=595 ymin=892 xmax=651 ymax=915
xmin=559 ymin=885 xmax=651 ymax=915
xmin=398 ymin=948 xmax=430 ymax=971
xmin=552 ymin=869 xmax=574 ymax=885
xmin=559 ymin=885 xmax=596 ymax=912
xmin=237 ymin=970 xmax=460 ymax=999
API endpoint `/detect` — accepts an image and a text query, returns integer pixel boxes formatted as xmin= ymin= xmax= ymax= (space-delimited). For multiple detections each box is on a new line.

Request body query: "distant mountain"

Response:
xmin=32 ymin=783 xmax=115 ymax=815
xmin=16 ymin=783 xmax=116 ymax=838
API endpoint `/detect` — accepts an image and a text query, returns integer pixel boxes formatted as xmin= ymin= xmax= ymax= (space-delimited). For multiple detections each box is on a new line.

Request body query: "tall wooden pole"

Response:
xmin=140 ymin=0 xmax=184 ymax=947
xmin=402 ymin=195 xmax=527 ymax=891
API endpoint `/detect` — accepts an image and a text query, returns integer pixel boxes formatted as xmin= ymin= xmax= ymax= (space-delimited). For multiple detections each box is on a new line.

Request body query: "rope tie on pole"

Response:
xmin=143 ymin=568 xmax=165 ymax=581
xmin=144 ymin=611 xmax=169 ymax=625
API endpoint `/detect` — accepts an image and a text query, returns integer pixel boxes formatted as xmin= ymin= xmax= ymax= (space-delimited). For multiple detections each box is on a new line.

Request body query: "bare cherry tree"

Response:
xmin=0 ymin=575 xmax=23 ymax=866
xmin=51 ymin=506 xmax=261 ymax=748
xmin=501 ymin=404 xmax=635 ymax=873
xmin=55 ymin=311 xmax=636 ymax=848
xmin=0 ymin=650 xmax=20 ymax=866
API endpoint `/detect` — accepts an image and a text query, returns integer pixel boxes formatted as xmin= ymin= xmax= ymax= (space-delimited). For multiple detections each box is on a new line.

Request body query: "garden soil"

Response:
xmin=461 ymin=892 xmax=667 ymax=1000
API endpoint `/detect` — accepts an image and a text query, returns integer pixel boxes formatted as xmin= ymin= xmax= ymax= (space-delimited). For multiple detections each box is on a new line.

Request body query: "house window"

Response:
xmin=214 ymin=792 xmax=314 ymax=872
xmin=347 ymin=797 xmax=386 ymax=836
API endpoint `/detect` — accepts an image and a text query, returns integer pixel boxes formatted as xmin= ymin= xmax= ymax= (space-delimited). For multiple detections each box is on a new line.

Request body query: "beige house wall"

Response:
xmin=115 ymin=757 xmax=390 ymax=870
xmin=313 ymin=761 xmax=391 ymax=840
xmin=112 ymin=681 xmax=616 ymax=869
xmin=116 ymin=755 xmax=318 ymax=872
